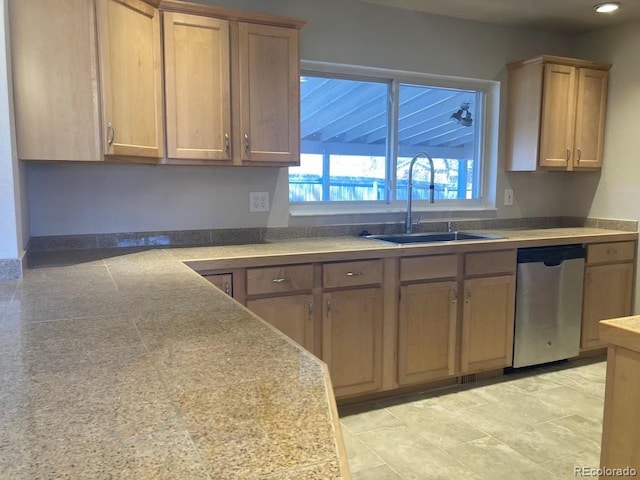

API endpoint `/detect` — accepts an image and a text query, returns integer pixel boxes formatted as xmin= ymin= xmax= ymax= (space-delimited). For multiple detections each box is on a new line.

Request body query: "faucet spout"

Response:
xmin=405 ymin=151 xmax=435 ymax=234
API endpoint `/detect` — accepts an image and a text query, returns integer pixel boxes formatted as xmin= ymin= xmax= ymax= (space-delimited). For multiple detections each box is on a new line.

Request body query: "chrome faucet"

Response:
xmin=405 ymin=151 xmax=435 ymax=234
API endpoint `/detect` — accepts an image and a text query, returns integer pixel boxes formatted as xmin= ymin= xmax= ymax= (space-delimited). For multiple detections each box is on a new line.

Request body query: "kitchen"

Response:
xmin=1 ymin=0 xmax=640 ymax=478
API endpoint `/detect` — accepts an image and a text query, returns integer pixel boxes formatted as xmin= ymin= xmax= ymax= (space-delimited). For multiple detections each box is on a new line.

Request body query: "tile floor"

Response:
xmin=340 ymin=357 xmax=606 ymax=479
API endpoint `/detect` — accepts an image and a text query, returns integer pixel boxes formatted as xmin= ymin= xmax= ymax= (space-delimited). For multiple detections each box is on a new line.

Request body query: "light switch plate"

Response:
xmin=249 ymin=192 xmax=269 ymax=212
xmin=504 ymin=189 xmax=514 ymax=206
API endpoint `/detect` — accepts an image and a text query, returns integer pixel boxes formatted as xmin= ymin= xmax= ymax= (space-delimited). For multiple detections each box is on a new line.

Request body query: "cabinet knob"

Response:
xmin=606 ymin=249 xmax=617 ymax=255
xmin=107 ymin=122 xmax=115 ymax=147
xmin=271 ymin=277 xmax=290 ymax=284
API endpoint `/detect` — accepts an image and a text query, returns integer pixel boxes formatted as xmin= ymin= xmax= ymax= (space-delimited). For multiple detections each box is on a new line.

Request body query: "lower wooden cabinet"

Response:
xmin=322 ymin=288 xmax=384 ymax=398
xmin=582 ymin=263 xmax=634 ymax=350
xmin=398 ymin=281 xmax=458 ymax=385
xmin=246 ymin=295 xmax=314 ymax=352
xmin=203 ymin=273 xmax=233 ymax=296
xmin=461 ymin=275 xmax=516 ymax=373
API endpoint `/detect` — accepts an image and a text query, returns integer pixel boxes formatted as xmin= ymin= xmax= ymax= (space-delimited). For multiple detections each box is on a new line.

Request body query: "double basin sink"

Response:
xmin=363 ymin=231 xmax=503 ymax=245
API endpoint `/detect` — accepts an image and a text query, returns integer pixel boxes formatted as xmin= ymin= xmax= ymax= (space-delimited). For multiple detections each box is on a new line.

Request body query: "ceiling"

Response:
xmin=356 ymin=0 xmax=640 ymax=34
xmin=301 ymin=77 xmax=476 ymax=160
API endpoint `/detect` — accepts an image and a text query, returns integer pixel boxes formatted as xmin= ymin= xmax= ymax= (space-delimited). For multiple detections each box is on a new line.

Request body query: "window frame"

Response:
xmin=290 ymin=61 xmax=500 ymax=217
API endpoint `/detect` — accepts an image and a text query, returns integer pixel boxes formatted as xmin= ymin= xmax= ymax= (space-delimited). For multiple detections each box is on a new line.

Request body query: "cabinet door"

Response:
xmin=323 ymin=288 xmax=383 ymax=397
xmin=573 ymin=68 xmax=608 ymax=169
xmin=164 ymin=13 xmax=231 ymax=161
xmin=203 ymin=273 xmax=233 ymax=296
xmin=461 ymin=275 xmax=516 ymax=373
xmin=247 ymin=295 xmax=314 ymax=353
xmin=96 ymin=0 xmax=164 ymax=158
xmin=539 ymin=64 xmax=577 ymax=168
xmin=398 ymin=282 xmax=458 ymax=385
xmin=582 ymin=263 xmax=634 ymax=350
xmin=9 ymin=0 xmax=102 ymax=161
xmin=238 ymin=23 xmax=299 ymax=164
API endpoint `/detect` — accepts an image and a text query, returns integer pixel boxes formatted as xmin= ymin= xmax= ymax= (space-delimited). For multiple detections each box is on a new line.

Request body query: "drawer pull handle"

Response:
xmin=345 ymin=271 xmax=362 ymax=277
xmin=566 ymin=148 xmax=571 ymax=162
xmin=223 ymin=282 xmax=231 ymax=295
xmin=607 ymin=249 xmax=617 ymax=255
xmin=271 ymin=277 xmax=290 ymax=283
xmin=107 ymin=121 xmax=115 ymax=147
xmin=577 ymin=147 xmax=582 ymax=162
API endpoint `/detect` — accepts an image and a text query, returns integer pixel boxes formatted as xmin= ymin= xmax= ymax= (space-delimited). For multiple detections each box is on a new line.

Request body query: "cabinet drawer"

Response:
xmin=465 ymin=250 xmax=516 ymax=276
xmin=400 ymin=254 xmax=458 ymax=282
xmin=246 ymin=264 xmax=313 ymax=296
xmin=587 ymin=241 xmax=635 ymax=265
xmin=323 ymin=260 xmax=383 ymax=289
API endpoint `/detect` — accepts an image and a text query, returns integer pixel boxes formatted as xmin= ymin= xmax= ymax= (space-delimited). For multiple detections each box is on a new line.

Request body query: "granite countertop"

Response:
xmin=0 ymin=227 xmax=637 ymax=478
xmin=0 ymin=249 xmax=348 ymax=479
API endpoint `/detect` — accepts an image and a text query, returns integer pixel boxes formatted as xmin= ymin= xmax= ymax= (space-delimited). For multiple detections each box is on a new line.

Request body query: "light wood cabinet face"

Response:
xmin=246 ymin=295 xmax=314 ymax=352
xmin=600 ymin=347 xmax=640 ymax=472
xmin=164 ymin=13 xmax=231 ymax=160
xmin=322 ymin=288 xmax=383 ymax=397
xmin=574 ymin=68 xmax=608 ymax=169
xmin=582 ymin=263 xmax=634 ymax=350
xmin=540 ymin=64 xmax=576 ymax=168
xmin=238 ymin=23 xmax=299 ymax=164
xmin=203 ymin=273 xmax=233 ymax=296
xmin=246 ymin=264 xmax=313 ymax=296
xmin=323 ymin=260 xmax=383 ymax=289
xmin=398 ymin=282 xmax=458 ymax=385
xmin=506 ymin=56 xmax=610 ymax=172
xmin=9 ymin=0 xmax=102 ymax=161
xmin=461 ymin=275 xmax=516 ymax=373
xmin=97 ymin=0 xmax=164 ymax=158
xmin=587 ymin=241 xmax=635 ymax=265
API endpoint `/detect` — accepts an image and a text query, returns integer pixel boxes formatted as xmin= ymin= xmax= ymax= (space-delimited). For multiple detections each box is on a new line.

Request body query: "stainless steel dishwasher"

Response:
xmin=513 ymin=244 xmax=586 ymax=368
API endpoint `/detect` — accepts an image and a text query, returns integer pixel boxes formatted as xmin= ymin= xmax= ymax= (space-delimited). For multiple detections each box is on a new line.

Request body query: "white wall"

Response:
xmin=25 ymin=0 xmax=576 ymax=236
xmin=0 ymin=0 xmax=25 ymax=257
xmin=568 ymin=21 xmax=640 ymax=222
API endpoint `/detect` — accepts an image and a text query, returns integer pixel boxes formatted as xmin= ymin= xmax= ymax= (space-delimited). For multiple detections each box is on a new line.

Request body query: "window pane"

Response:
xmin=396 ymin=84 xmax=482 ymax=200
xmin=290 ymin=76 xmax=389 ymax=202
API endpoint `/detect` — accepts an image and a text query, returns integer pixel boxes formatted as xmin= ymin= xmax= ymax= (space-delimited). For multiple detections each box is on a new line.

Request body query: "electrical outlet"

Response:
xmin=249 ymin=192 xmax=269 ymax=212
xmin=504 ymin=189 xmax=514 ymax=206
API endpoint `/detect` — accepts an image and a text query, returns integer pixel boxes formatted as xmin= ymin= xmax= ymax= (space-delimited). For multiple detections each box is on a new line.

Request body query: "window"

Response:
xmin=289 ymin=63 xmax=497 ymax=211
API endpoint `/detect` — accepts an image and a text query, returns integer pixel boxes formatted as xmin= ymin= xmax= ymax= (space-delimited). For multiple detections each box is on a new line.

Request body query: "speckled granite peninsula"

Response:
xmin=0 ymin=248 xmax=348 ymax=479
xmin=1 ymin=227 xmax=638 ymax=478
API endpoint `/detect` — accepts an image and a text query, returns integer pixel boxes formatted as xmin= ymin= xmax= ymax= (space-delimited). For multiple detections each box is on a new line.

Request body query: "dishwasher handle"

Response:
xmin=517 ymin=244 xmax=585 ymax=264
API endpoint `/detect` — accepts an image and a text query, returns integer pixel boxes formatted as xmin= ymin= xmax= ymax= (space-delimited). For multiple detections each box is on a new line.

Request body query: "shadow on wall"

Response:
xmin=505 ymin=170 xmax=601 ymax=218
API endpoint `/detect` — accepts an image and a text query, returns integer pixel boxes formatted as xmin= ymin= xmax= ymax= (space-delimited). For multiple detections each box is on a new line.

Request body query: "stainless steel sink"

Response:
xmin=363 ymin=231 xmax=503 ymax=245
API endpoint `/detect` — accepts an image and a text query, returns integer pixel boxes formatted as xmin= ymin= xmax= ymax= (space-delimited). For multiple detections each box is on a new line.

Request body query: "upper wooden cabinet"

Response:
xmin=9 ymin=0 xmax=304 ymax=165
xmin=506 ymin=55 xmax=611 ymax=172
xmin=238 ymin=23 xmax=300 ymax=164
xmin=97 ymin=0 xmax=164 ymax=158
xmin=9 ymin=0 xmax=102 ymax=161
xmin=163 ymin=12 xmax=231 ymax=161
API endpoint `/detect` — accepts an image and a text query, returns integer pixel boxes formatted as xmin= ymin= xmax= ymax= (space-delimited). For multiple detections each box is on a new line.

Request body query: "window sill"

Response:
xmin=289 ymin=203 xmax=497 ymax=218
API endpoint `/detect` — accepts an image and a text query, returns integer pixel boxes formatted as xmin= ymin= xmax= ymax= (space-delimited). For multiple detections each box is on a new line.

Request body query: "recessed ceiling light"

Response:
xmin=594 ymin=2 xmax=621 ymax=13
